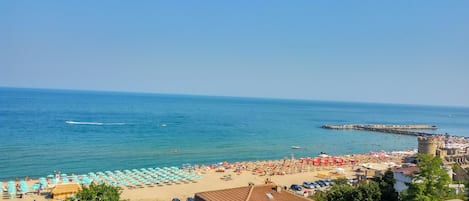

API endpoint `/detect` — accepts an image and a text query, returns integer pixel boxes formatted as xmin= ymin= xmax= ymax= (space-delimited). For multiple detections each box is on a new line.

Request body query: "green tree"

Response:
xmin=445 ymin=164 xmax=468 ymax=200
xmin=326 ymin=184 xmax=355 ymax=201
xmin=68 ymin=183 xmax=124 ymax=201
xmin=352 ymin=181 xmax=381 ymax=201
xmin=322 ymin=178 xmax=353 ymax=201
xmin=465 ymin=175 xmax=469 ymax=201
xmin=401 ymin=154 xmax=451 ymax=201
xmin=378 ymin=169 xmax=398 ymax=201
xmin=333 ymin=178 xmax=349 ymax=186
xmin=309 ymin=190 xmax=327 ymax=201
xmin=323 ymin=179 xmax=381 ymax=201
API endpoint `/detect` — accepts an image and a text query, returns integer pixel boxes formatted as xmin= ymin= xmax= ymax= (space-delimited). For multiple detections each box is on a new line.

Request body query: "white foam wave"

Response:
xmin=65 ymin=121 xmax=104 ymax=125
xmin=104 ymin=122 xmax=127 ymax=125
xmin=65 ymin=121 xmax=126 ymax=125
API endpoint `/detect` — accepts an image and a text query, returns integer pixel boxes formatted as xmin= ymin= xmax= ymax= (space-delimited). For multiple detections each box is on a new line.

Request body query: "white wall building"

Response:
xmin=392 ymin=166 xmax=419 ymax=193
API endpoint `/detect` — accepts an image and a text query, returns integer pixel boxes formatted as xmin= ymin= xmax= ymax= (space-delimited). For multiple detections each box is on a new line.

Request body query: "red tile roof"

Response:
xmin=392 ymin=166 xmax=419 ymax=176
xmin=194 ymin=184 xmax=313 ymax=201
xmin=195 ymin=185 xmax=250 ymax=201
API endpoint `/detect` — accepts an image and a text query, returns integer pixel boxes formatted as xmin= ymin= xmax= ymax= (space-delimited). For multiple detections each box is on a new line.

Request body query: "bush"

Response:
xmin=68 ymin=183 xmax=125 ymax=201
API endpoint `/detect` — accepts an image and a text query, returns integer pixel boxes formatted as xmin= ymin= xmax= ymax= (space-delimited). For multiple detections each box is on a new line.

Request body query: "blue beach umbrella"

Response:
xmin=39 ymin=177 xmax=48 ymax=188
xmin=31 ymin=183 xmax=40 ymax=191
xmin=20 ymin=180 xmax=28 ymax=193
xmin=8 ymin=181 xmax=16 ymax=195
xmin=82 ymin=175 xmax=92 ymax=184
xmin=89 ymin=173 xmax=101 ymax=184
xmin=72 ymin=175 xmax=80 ymax=183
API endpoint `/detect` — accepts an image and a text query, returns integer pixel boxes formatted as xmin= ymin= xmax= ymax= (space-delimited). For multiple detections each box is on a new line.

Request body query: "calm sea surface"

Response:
xmin=1 ymin=87 xmax=469 ymax=180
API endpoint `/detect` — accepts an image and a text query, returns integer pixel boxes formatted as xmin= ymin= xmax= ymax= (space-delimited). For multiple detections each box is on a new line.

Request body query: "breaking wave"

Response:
xmin=65 ymin=121 xmax=126 ymax=125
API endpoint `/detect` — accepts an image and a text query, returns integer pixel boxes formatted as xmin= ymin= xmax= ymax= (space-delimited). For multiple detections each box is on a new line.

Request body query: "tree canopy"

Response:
xmin=311 ymin=154 xmax=455 ymax=201
xmin=378 ymin=169 xmax=398 ymax=201
xmin=401 ymin=154 xmax=451 ymax=201
xmin=311 ymin=178 xmax=382 ymax=201
xmin=68 ymin=183 xmax=124 ymax=201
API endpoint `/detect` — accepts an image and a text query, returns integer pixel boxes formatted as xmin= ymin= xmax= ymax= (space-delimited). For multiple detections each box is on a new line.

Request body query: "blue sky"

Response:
xmin=1 ymin=1 xmax=468 ymax=106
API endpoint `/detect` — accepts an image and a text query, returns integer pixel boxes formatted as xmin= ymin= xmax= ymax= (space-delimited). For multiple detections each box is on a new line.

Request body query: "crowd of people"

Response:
xmin=190 ymin=150 xmax=415 ymax=178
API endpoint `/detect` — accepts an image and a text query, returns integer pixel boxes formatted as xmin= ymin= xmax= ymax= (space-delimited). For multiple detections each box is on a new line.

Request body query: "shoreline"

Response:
xmin=0 ymin=149 xmax=416 ymax=181
xmin=1 ymin=149 xmax=415 ymax=201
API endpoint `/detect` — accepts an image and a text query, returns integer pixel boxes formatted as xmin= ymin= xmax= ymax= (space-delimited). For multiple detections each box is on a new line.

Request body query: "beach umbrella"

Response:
xmin=72 ymin=175 xmax=80 ymax=183
xmin=20 ymin=180 xmax=29 ymax=193
xmin=31 ymin=183 xmax=40 ymax=191
xmin=322 ymin=158 xmax=328 ymax=166
xmin=62 ymin=176 xmax=70 ymax=183
xmin=337 ymin=158 xmax=344 ymax=166
xmin=39 ymin=177 xmax=47 ymax=185
xmin=7 ymin=181 xmax=16 ymax=195
xmin=81 ymin=176 xmax=91 ymax=184
xmin=314 ymin=158 xmax=321 ymax=166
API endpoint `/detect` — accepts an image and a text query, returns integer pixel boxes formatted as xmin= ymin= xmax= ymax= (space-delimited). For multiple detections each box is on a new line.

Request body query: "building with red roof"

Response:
xmin=194 ymin=184 xmax=313 ymax=201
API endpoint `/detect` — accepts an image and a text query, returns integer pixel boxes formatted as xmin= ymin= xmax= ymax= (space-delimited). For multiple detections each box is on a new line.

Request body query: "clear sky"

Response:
xmin=1 ymin=1 xmax=468 ymax=106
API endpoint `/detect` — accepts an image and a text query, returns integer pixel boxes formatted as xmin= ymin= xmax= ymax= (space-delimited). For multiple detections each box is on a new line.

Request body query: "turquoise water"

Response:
xmin=1 ymin=87 xmax=469 ymax=180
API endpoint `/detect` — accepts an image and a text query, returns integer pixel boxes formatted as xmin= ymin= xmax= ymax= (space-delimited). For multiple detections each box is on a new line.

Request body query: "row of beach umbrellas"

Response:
xmin=1 ymin=166 xmax=202 ymax=198
xmin=46 ymin=166 xmax=201 ymax=188
xmin=1 ymin=180 xmax=39 ymax=197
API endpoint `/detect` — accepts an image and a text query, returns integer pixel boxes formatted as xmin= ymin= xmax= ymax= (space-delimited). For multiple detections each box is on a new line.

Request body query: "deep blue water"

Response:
xmin=1 ymin=87 xmax=469 ymax=180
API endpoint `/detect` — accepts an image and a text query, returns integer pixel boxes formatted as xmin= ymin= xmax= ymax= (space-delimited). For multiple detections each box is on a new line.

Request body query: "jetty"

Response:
xmin=322 ymin=124 xmax=437 ymax=137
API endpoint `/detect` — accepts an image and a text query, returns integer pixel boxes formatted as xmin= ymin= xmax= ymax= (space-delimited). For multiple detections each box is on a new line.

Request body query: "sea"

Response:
xmin=1 ymin=87 xmax=469 ymax=180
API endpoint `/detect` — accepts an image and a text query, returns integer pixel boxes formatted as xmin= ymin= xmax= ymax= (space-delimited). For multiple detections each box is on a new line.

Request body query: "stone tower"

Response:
xmin=418 ymin=136 xmax=439 ymax=156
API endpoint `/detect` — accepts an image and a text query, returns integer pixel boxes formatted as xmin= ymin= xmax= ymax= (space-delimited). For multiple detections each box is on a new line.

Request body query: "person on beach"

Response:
xmin=37 ymin=183 xmax=42 ymax=195
xmin=16 ymin=184 xmax=23 ymax=198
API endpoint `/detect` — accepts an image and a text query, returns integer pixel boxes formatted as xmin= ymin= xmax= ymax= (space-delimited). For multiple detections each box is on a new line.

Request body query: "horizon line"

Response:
xmin=1 ymin=85 xmax=467 ymax=109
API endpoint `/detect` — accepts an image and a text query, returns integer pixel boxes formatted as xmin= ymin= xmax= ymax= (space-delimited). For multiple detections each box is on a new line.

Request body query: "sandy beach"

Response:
xmin=1 ymin=150 xmax=413 ymax=201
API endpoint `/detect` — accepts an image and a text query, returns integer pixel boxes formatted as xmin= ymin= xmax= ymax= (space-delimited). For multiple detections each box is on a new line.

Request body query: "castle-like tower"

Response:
xmin=418 ymin=136 xmax=440 ymax=156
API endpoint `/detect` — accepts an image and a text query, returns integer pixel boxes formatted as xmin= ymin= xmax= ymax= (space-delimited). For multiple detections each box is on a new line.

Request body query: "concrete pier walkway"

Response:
xmin=322 ymin=124 xmax=437 ymax=137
